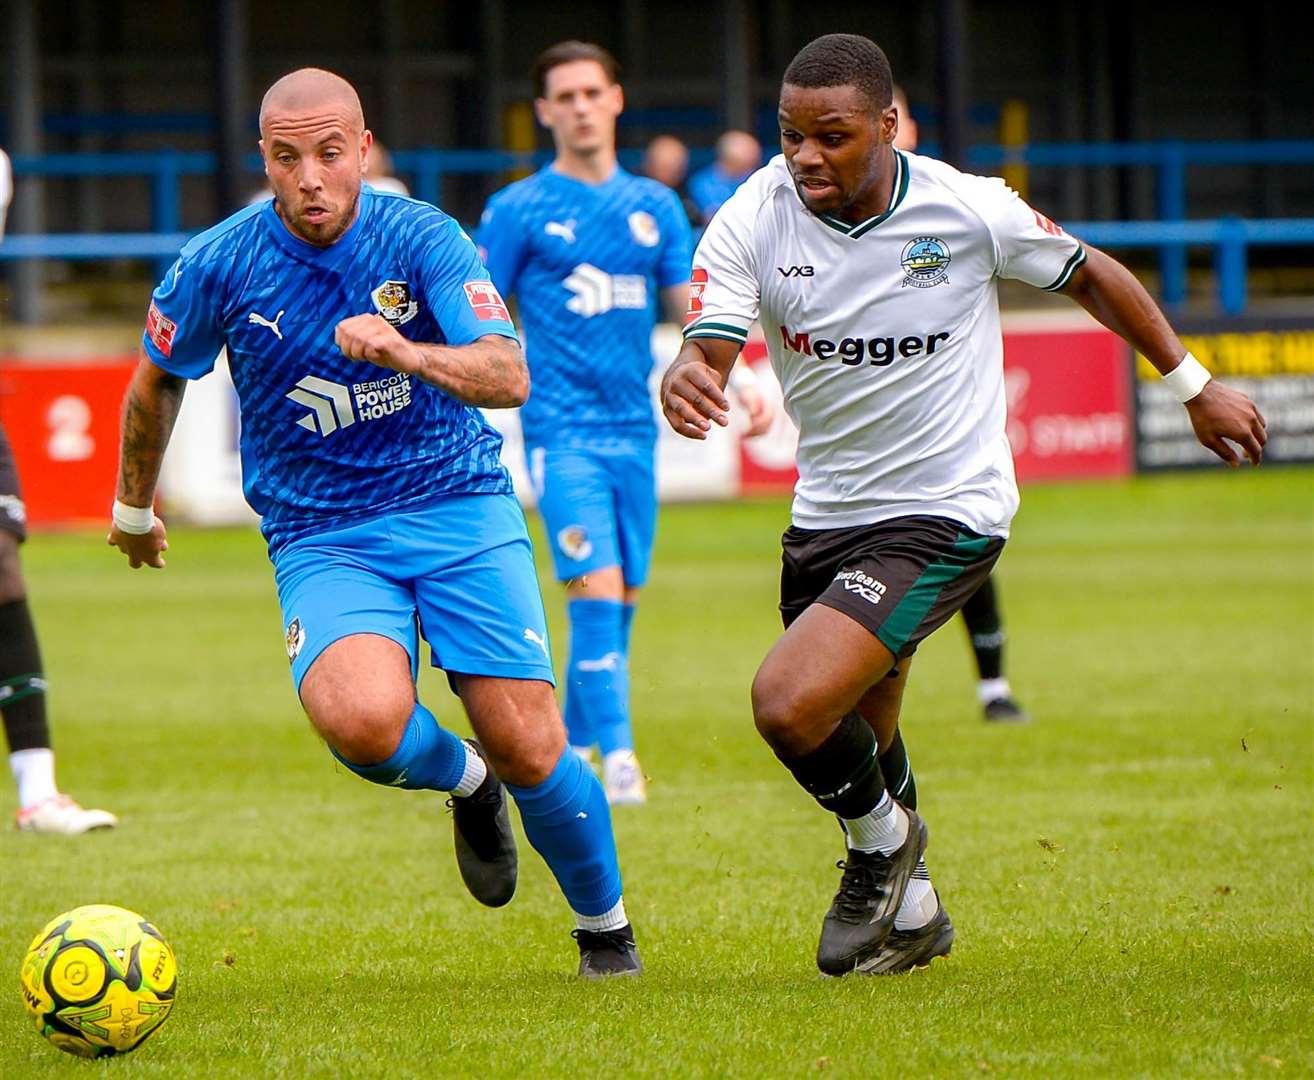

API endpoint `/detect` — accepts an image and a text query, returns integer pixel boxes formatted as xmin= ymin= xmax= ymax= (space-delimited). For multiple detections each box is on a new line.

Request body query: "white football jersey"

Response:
xmin=685 ymin=151 xmax=1085 ymax=537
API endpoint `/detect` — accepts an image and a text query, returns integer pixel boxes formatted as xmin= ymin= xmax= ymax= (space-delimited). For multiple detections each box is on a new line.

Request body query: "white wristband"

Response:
xmin=112 ymin=499 xmax=155 ymax=535
xmin=1161 ymin=352 xmax=1211 ymax=404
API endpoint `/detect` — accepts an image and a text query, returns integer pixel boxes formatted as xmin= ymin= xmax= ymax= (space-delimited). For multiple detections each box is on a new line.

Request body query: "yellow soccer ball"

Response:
xmin=19 ymin=904 xmax=177 ymax=1058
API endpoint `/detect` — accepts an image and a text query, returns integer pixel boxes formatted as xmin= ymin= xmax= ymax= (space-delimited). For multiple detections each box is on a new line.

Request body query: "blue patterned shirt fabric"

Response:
xmin=479 ymin=166 xmax=693 ymax=448
xmin=142 ymin=186 xmax=519 ymax=555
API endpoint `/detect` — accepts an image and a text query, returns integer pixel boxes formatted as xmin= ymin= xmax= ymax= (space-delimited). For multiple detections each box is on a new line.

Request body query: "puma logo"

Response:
xmin=545 ymin=220 xmax=577 ymax=244
xmin=248 ymin=309 xmax=285 ymax=340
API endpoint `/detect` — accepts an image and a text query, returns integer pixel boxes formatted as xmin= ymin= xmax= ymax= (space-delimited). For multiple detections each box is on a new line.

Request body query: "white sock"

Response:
xmin=841 ymin=792 xmax=908 ymax=855
xmin=977 ymin=677 xmax=1011 ymax=705
xmin=575 ymin=898 xmax=628 ymax=933
xmin=571 ymin=745 xmax=596 ymax=765
xmin=452 ymin=741 xmax=488 ymax=797
xmin=10 ymin=748 xmax=58 ymax=809
xmin=894 ymin=859 xmax=939 ymax=930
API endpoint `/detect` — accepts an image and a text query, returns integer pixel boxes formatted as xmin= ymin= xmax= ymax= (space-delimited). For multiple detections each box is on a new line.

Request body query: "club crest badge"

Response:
xmin=900 ymin=236 xmax=951 ymax=289
xmin=628 ymin=211 xmax=661 ymax=248
xmin=370 ymin=280 xmax=419 ymax=326
xmin=285 ymin=617 xmax=306 ymax=663
xmin=557 ymin=525 xmax=593 ymax=561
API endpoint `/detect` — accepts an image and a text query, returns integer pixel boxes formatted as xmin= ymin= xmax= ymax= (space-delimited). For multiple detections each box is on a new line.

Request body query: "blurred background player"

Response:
xmin=640 ymin=134 xmax=700 ymax=227
xmin=688 ymin=129 xmax=762 ymax=224
xmin=1 ymin=423 xmax=117 ymax=833
xmin=363 ymin=140 xmax=409 ymax=195
xmin=0 ymin=145 xmax=12 ymax=237
xmin=892 ymin=83 xmax=1028 ymax=725
xmin=479 ymin=42 xmax=694 ymax=805
xmin=107 ymin=68 xmax=639 ymax=977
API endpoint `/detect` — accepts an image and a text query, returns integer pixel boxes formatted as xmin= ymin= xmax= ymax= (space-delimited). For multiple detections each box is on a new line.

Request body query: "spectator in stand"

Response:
xmin=641 ymin=135 xmax=700 ymax=227
xmin=688 ymin=130 xmax=762 ymax=224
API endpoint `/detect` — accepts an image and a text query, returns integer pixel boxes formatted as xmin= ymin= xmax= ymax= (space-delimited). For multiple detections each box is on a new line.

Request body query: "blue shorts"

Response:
xmin=272 ymin=492 xmax=555 ymax=692
xmin=527 ymin=439 xmax=657 ymax=589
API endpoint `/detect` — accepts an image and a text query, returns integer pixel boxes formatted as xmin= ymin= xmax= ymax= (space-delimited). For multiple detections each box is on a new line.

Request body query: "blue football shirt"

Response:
xmin=142 ymin=186 xmax=519 ymax=555
xmin=479 ymin=166 xmax=692 ymax=447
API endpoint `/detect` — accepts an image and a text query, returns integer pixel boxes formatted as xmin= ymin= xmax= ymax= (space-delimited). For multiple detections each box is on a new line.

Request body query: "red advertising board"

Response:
xmin=0 ymin=359 xmax=138 ymax=526
xmin=736 ymin=327 xmax=1134 ymax=491
xmin=1002 ymin=327 xmax=1133 ymax=482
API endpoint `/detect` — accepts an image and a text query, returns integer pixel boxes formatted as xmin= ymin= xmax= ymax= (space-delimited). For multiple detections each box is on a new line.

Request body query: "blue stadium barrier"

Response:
xmin=5 ymin=141 xmax=1314 ymax=315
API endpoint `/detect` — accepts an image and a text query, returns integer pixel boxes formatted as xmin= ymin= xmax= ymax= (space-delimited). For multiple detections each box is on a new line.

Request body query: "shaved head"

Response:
xmin=258 ymin=68 xmax=370 ymax=247
xmin=259 ymin=68 xmax=364 ymax=135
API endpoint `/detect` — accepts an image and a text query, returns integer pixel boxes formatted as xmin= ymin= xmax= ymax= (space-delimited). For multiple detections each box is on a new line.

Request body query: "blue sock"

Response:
xmin=621 ymin=602 xmax=637 ymax=657
xmin=506 ymin=748 xmax=622 ymax=918
xmin=564 ymin=670 xmax=593 ymax=752
xmin=331 ymin=701 xmax=467 ymax=791
xmin=566 ymin=598 xmax=632 ymax=756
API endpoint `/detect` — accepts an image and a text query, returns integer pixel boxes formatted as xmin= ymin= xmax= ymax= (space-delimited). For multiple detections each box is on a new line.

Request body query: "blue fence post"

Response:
xmin=151 ymin=150 xmax=182 ymax=281
xmin=412 ymin=150 xmax=442 ymax=209
xmin=1217 ymin=217 xmax=1248 ymax=316
xmin=1156 ymin=141 xmax=1188 ymax=307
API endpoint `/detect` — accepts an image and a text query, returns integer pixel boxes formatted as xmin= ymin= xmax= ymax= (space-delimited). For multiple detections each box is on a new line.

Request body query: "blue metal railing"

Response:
xmin=4 ymin=141 xmax=1314 ymax=315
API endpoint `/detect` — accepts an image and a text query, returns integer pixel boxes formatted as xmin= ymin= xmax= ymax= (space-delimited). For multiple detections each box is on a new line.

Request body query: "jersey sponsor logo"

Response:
xmin=686 ymin=267 xmax=708 ymax=321
xmin=556 ymin=524 xmax=593 ymax=560
xmin=248 ymin=309 xmax=285 ymax=340
xmin=563 ymin=263 xmax=647 ymax=318
xmin=464 ymin=280 xmax=511 ymax=322
xmin=1031 ymin=208 xmax=1064 ymax=236
xmin=371 ymin=280 xmax=420 ymax=326
xmin=145 ymin=301 xmax=177 ymax=357
xmin=285 ymin=617 xmax=306 ymax=662
xmin=835 ymin=569 xmax=887 ymax=606
xmin=900 ymin=236 xmax=952 ymax=289
xmin=285 ymin=373 xmax=414 ymax=436
xmin=777 ymin=265 xmax=815 ymax=277
xmin=545 ymin=219 xmax=577 ymax=244
xmin=779 ymin=324 xmax=951 ymax=367
xmin=628 ymin=210 xmax=660 ymax=248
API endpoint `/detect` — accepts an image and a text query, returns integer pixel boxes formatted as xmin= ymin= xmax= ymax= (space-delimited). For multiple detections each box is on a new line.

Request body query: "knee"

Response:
xmin=306 ymin=689 xmax=413 ymax=765
xmin=0 ymin=540 xmax=25 ymax=605
xmin=751 ymin=667 xmax=818 ymax=756
xmin=496 ymin=722 xmax=565 ymax=788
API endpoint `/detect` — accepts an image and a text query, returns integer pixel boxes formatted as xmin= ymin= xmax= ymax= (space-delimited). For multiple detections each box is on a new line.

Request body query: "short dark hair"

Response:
xmin=531 ymin=41 xmax=621 ymax=98
xmin=782 ymin=33 xmax=893 ymax=115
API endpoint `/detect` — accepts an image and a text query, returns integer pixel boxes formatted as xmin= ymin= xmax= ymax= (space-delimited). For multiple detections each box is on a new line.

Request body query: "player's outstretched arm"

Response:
xmin=1061 ymin=246 xmax=1266 ymax=467
xmin=108 ymin=351 xmax=185 ymax=569
xmin=334 ymin=314 xmax=528 ymax=408
xmin=660 ymin=336 xmax=740 ymax=440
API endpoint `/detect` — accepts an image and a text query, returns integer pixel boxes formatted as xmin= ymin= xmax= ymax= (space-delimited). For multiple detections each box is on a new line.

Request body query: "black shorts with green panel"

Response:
xmin=779 ymin=516 xmax=1004 ymax=659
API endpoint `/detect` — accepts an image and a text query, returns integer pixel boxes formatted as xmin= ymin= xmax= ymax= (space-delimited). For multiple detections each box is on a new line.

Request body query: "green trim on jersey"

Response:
xmin=684 ymin=320 xmax=750 ymax=341
xmin=876 ymin=531 xmax=993 ymax=655
xmin=1043 ymin=245 xmax=1088 ymax=292
xmin=685 ymin=329 xmax=750 ymax=346
xmin=817 ymin=151 xmax=910 ymax=239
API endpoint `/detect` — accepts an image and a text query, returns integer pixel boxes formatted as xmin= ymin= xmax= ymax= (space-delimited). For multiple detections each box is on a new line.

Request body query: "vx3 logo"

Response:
xmin=777 ymin=265 xmax=815 ymax=277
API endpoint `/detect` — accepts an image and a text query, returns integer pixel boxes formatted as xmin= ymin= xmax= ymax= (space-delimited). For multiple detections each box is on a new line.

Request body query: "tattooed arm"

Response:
xmin=107 ymin=350 xmax=186 ymax=569
xmin=333 ymin=314 xmax=528 ymax=408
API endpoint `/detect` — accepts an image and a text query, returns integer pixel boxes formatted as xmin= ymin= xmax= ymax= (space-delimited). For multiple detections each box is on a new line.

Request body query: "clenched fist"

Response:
xmin=334 ymin=314 xmax=420 ymax=374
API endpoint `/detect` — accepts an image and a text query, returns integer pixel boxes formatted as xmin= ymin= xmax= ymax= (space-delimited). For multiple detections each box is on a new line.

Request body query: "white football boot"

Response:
xmin=603 ymin=749 xmax=647 ymax=806
xmin=15 ymin=795 xmax=118 ymax=834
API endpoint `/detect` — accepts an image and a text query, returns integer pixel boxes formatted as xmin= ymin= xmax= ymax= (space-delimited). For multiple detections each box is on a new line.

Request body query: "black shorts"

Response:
xmin=0 ymin=423 xmax=26 ymax=543
xmin=780 ymin=515 xmax=1004 ymax=661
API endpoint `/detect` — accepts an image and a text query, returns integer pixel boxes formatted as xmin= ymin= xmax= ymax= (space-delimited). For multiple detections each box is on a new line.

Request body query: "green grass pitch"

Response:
xmin=2 ymin=468 xmax=1311 ymax=1077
